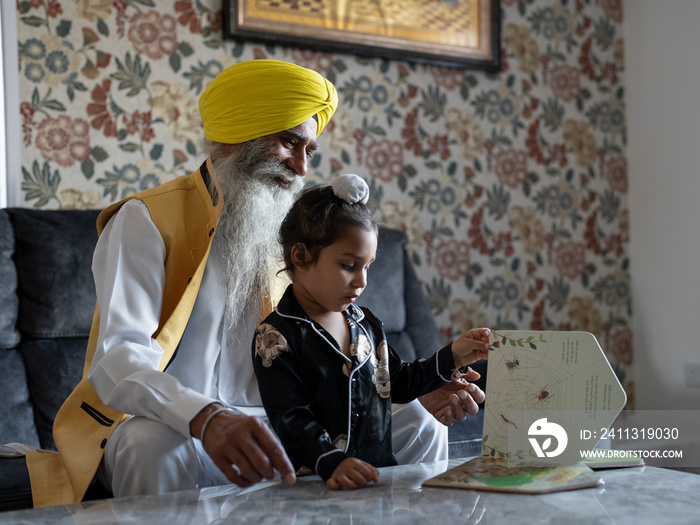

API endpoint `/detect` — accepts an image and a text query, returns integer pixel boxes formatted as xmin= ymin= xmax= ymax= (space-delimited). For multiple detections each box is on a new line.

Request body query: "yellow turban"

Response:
xmin=199 ymin=59 xmax=338 ymax=144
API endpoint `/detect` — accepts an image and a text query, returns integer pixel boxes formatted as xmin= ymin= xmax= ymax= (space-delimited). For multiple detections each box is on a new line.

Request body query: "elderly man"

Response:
xmin=26 ymin=60 xmax=484 ymax=507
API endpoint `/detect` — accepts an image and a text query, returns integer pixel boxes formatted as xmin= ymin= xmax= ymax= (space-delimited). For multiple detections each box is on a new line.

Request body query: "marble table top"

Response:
xmin=1 ymin=458 xmax=698 ymax=524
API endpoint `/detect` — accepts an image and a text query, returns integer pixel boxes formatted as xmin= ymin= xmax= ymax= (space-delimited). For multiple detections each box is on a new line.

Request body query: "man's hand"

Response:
xmin=327 ymin=458 xmax=379 ymax=490
xmin=419 ymin=368 xmax=485 ymax=426
xmin=191 ymin=403 xmax=296 ymax=487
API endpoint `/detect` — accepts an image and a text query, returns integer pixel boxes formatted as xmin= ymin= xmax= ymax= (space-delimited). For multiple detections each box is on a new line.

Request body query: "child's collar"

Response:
xmin=274 ymin=284 xmax=366 ymax=324
xmin=344 ymin=303 xmax=365 ymax=323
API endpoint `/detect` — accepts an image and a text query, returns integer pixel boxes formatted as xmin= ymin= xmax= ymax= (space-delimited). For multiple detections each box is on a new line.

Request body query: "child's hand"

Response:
xmin=451 ymin=327 xmax=491 ymax=370
xmin=326 ymin=458 xmax=379 ymax=490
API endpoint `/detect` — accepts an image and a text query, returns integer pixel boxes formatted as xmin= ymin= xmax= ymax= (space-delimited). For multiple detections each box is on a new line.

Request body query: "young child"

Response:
xmin=252 ymin=174 xmax=490 ymax=490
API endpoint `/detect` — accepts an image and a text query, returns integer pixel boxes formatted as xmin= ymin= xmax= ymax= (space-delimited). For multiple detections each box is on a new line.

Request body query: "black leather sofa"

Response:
xmin=0 ymin=207 xmax=485 ymax=511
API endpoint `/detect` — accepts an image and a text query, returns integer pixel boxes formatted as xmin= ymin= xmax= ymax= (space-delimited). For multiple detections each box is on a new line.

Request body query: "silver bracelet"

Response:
xmin=199 ymin=406 xmax=232 ymax=446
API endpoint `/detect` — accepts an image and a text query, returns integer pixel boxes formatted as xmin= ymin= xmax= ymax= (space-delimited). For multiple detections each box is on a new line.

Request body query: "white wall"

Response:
xmin=1 ymin=0 xmax=19 ymax=208
xmin=0 ymin=0 xmax=7 ymax=208
xmin=625 ymin=0 xmax=700 ymax=410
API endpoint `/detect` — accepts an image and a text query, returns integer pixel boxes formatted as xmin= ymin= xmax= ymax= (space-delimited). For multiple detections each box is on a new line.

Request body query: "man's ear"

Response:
xmin=290 ymin=242 xmax=310 ymax=269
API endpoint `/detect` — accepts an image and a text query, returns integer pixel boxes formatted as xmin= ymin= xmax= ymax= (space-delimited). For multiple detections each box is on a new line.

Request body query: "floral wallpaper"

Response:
xmin=12 ymin=0 xmax=632 ymax=405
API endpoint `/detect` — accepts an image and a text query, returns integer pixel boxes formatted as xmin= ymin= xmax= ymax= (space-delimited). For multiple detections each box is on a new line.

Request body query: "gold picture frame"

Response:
xmin=223 ymin=0 xmax=501 ymax=71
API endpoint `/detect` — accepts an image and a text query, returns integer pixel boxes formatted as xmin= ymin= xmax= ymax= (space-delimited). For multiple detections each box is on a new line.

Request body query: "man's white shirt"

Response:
xmin=88 ymin=199 xmax=265 ymax=439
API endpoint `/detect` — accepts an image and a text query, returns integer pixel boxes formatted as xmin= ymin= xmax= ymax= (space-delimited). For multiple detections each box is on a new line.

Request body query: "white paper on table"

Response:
xmin=0 ymin=442 xmax=39 ymax=457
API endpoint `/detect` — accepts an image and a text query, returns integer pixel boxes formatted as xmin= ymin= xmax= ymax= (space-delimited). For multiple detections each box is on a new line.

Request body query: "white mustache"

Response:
xmin=254 ymin=161 xmax=299 ymax=187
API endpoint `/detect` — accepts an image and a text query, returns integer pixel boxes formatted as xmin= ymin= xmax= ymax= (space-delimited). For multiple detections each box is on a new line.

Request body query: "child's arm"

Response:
xmin=327 ymin=458 xmax=379 ymax=490
xmin=450 ymin=327 xmax=491 ymax=370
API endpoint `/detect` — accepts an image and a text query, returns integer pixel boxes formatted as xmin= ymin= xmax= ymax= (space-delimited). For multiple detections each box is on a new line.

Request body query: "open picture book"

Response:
xmin=422 ymin=456 xmax=603 ymax=494
xmin=423 ymin=330 xmax=635 ymax=494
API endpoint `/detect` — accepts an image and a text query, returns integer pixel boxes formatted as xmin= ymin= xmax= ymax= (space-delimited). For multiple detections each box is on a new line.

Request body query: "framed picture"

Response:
xmin=222 ymin=0 xmax=501 ymax=72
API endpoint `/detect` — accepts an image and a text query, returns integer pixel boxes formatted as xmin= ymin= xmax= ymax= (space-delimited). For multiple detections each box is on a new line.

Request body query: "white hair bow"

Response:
xmin=331 ymin=174 xmax=370 ymax=205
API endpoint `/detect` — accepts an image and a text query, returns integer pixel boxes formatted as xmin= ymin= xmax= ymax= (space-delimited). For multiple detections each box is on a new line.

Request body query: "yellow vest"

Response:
xmin=26 ymin=159 xmax=280 ymax=507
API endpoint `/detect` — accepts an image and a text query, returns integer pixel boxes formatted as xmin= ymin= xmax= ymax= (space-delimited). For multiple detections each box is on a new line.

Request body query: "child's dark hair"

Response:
xmin=279 ymin=184 xmax=378 ymax=276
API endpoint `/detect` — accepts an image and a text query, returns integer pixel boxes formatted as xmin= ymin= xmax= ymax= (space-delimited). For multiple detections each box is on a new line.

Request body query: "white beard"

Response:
xmin=209 ymin=139 xmax=303 ymax=328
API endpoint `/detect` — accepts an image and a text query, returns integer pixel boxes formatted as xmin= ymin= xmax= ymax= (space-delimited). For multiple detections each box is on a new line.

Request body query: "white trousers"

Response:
xmin=99 ymin=399 xmax=448 ymax=497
